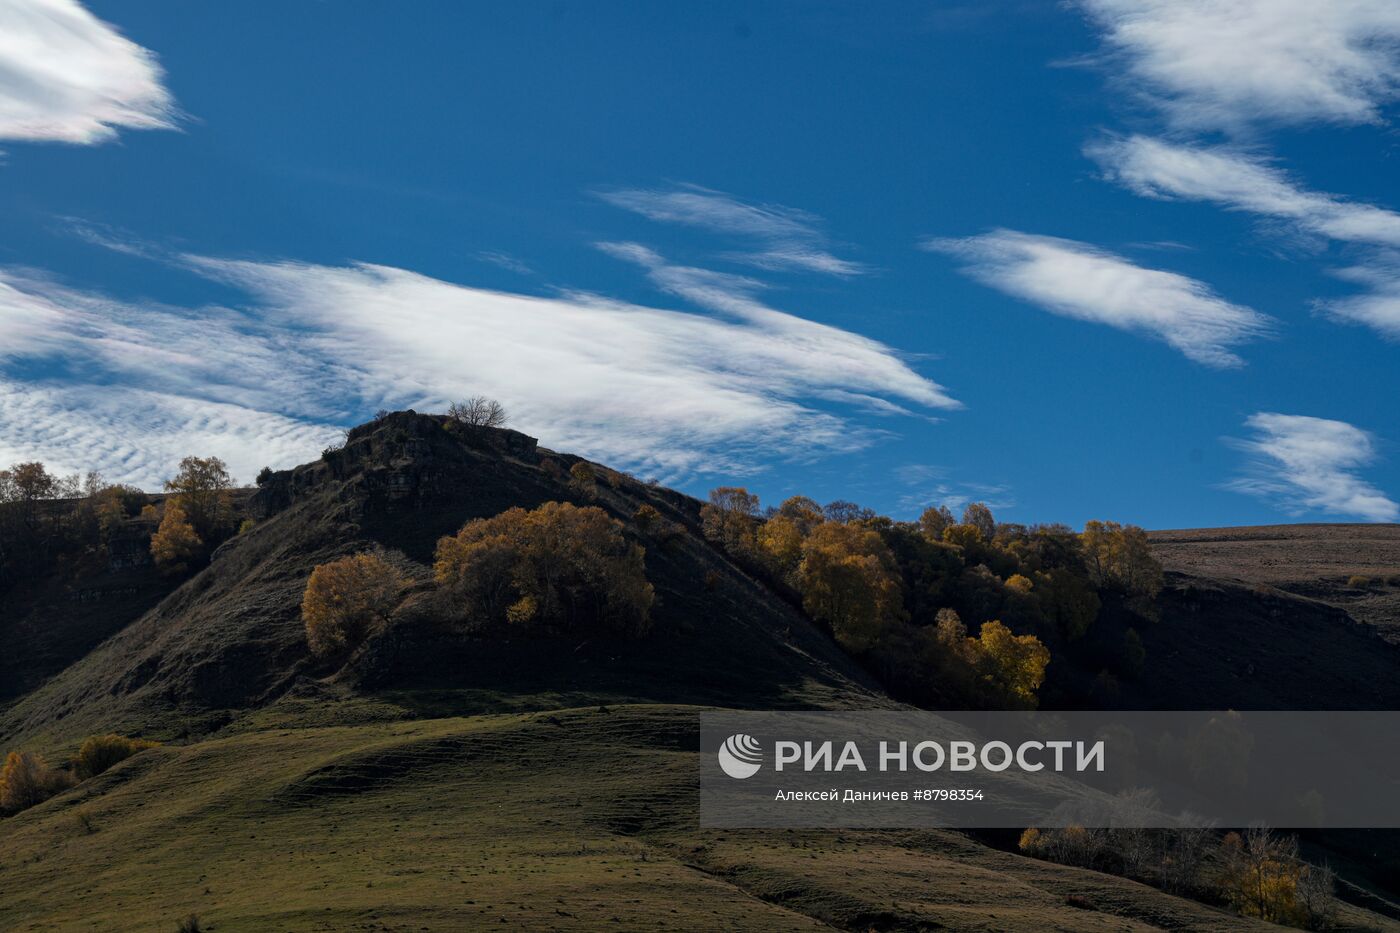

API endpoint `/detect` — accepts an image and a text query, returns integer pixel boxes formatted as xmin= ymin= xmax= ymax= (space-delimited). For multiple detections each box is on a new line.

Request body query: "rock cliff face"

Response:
xmin=1 ymin=412 xmax=886 ymax=748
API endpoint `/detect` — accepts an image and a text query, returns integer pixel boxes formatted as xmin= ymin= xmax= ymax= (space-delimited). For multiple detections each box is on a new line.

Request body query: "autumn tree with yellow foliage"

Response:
xmin=163 ymin=455 xmax=235 ymax=539
xmin=0 ymin=750 xmax=73 ymax=813
xmin=972 ymin=620 xmax=1050 ymax=708
xmin=1218 ymin=827 xmax=1336 ymax=929
xmin=797 ymin=521 xmax=903 ymax=652
xmin=700 ymin=486 xmax=762 ymax=560
xmin=1082 ymin=520 xmax=1163 ymax=600
xmin=150 ymin=503 xmax=203 ymax=573
xmin=757 ymin=495 xmax=824 ymax=584
xmin=302 ymin=552 xmax=407 ymax=656
xmin=435 ymin=501 xmax=653 ymax=635
xmin=74 ymin=734 xmax=161 ymax=780
xmin=703 ymin=487 xmax=1162 ymax=710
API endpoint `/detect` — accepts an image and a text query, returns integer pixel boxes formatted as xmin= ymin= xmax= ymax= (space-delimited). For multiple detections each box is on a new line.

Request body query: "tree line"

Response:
xmin=698 ymin=489 xmax=1164 ymax=709
xmin=1019 ymin=822 xmax=1337 ymax=930
xmin=0 ymin=455 xmax=248 ymax=591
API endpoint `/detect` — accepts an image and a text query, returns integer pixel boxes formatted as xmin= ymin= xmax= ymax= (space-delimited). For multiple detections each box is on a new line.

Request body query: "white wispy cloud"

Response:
xmin=1226 ymin=412 xmax=1398 ymax=522
xmin=594 ymin=240 xmax=957 ymax=412
xmin=1089 ymin=135 xmax=1400 ymax=247
xmin=1076 ymin=0 xmax=1400 ymax=131
xmin=0 ymin=253 xmax=954 ymax=487
xmin=595 ymin=184 xmax=867 ymax=276
xmin=0 ymin=379 xmax=340 ymax=490
xmin=894 ymin=464 xmax=1015 ymax=515
xmin=1089 ymin=136 xmax=1400 ymax=340
xmin=0 ymin=268 xmax=346 ymax=420
xmin=1323 ymin=257 xmax=1400 ymax=338
xmin=0 ymin=0 xmax=176 ymax=145
xmin=187 ymin=253 xmax=956 ymax=476
xmin=925 ymin=229 xmax=1273 ymax=367
xmin=475 ymin=251 xmax=533 ymax=275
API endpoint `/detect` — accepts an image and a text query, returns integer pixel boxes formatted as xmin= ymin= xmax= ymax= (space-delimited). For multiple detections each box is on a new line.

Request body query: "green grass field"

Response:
xmin=8 ymin=702 xmax=1372 ymax=932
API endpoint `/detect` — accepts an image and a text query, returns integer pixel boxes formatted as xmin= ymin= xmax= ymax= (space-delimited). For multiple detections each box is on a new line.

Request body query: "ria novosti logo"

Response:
xmin=715 ymin=733 xmax=1108 ymax=780
xmin=717 ymin=733 xmax=763 ymax=779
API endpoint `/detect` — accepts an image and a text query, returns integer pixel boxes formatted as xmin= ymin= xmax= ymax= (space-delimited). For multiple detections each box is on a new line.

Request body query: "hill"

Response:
xmin=2 ymin=705 xmax=1347 ymax=932
xmin=1151 ymin=524 xmax=1400 ymax=643
xmin=3 ymin=415 xmax=1400 ymax=931
xmin=0 ymin=412 xmax=886 ymax=752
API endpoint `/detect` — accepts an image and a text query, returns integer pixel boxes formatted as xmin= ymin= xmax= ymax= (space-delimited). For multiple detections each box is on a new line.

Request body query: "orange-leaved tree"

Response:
xmin=0 ymin=750 xmax=73 ymax=812
xmin=435 ymin=501 xmax=653 ymax=635
xmin=302 ymin=553 xmax=407 ymax=656
xmin=700 ymin=487 xmax=761 ymax=559
xmin=150 ymin=503 xmax=203 ymax=573
xmin=797 ymin=521 xmax=903 ymax=652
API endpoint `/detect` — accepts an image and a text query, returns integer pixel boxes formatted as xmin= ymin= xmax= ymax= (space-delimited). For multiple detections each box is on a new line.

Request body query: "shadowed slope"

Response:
xmin=0 ymin=412 xmax=886 ymax=752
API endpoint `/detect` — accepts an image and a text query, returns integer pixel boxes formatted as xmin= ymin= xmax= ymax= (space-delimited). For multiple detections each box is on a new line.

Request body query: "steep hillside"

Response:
xmin=0 ymin=412 xmax=885 ymax=752
xmin=1043 ymin=570 xmax=1400 ymax=710
xmin=0 ymin=548 xmax=174 ymax=708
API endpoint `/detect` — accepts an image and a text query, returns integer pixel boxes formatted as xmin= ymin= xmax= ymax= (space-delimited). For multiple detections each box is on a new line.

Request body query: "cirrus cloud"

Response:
xmin=0 ymin=0 xmax=177 ymax=145
xmin=1089 ymin=135 xmax=1400 ymax=248
xmin=1076 ymin=0 xmax=1400 ymax=131
xmin=1322 ymin=257 xmax=1400 ymax=338
xmin=1088 ymin=136 xmax=1400 ymax=341
xmin=1226 ymin=412 xmax=1398 ymax=522
xmin=0 ymin=250 xmax=955 ymax=488
xmin=595 ymin=184 xmax=867 ymax=276
xmin=925 ymin=229 xmax=1273 ymax=367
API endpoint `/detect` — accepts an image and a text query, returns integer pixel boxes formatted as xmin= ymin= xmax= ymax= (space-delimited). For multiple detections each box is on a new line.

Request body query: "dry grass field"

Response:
xmin=1151 ymin=524 xmax=1400 ymax=641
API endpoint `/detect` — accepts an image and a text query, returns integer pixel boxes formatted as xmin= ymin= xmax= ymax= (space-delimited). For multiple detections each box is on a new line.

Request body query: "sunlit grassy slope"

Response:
xmin=4 ymin=703 xmax=1359 ymax=932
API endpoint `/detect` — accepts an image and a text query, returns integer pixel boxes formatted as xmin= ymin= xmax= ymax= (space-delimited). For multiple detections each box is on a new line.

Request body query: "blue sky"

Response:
xmin=1 ymin=0 xmax=1398 ymax=528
